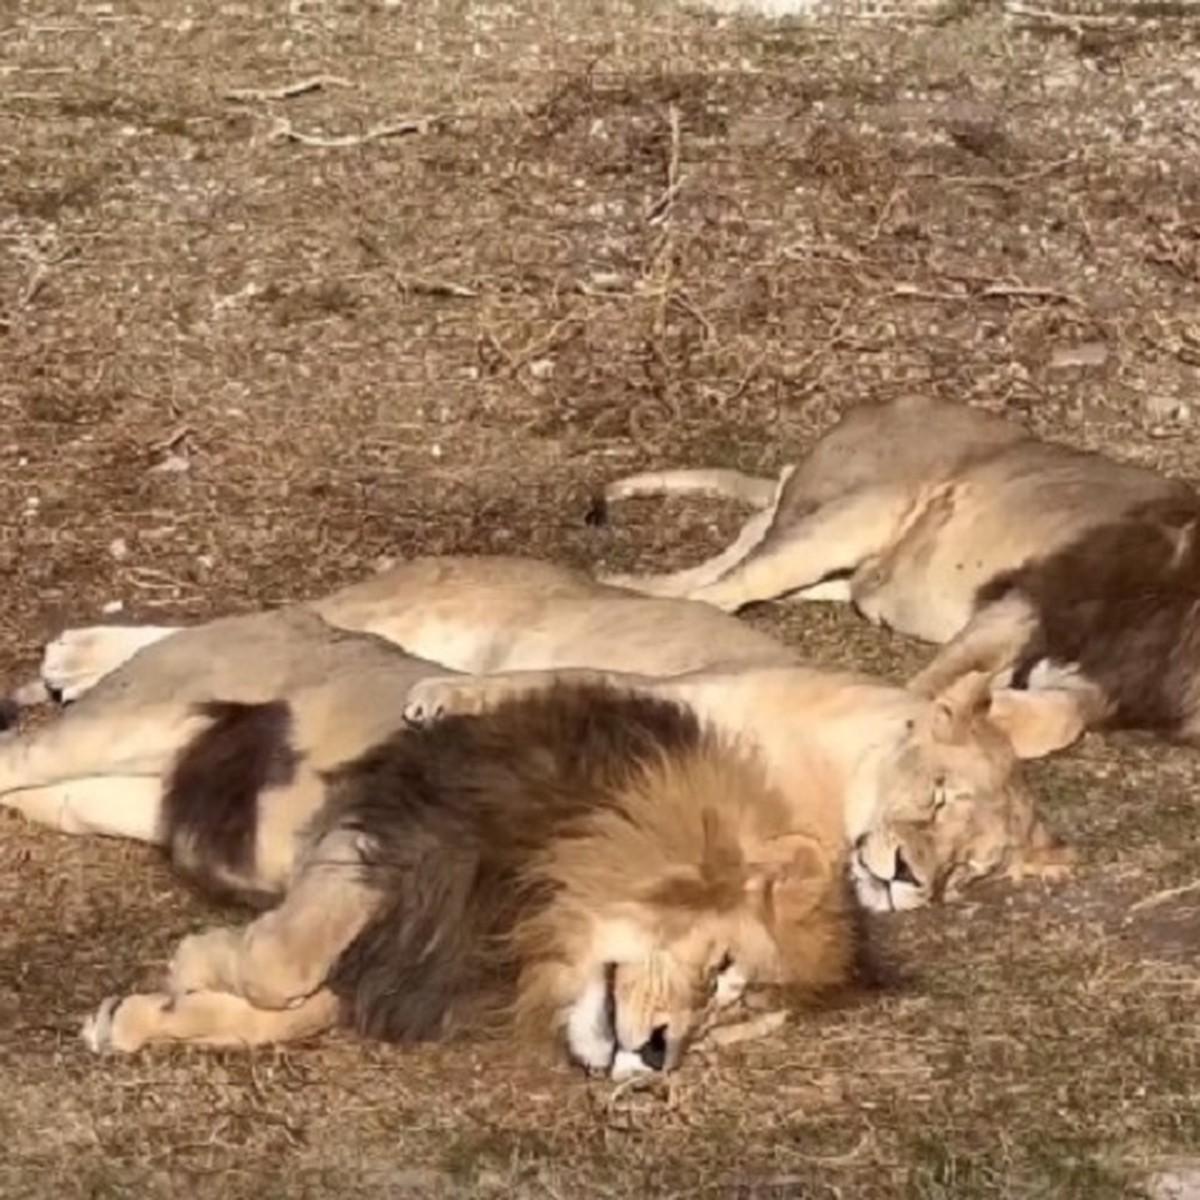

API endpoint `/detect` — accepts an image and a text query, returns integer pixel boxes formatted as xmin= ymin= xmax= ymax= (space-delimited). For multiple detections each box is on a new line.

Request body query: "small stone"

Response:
xmin=109 ymin=538 xmax=129 ymax=561
xmin=101 ymin=600 xmax=124 ymax=615
xmin=1049 ymin=341 xmax=1108 ymax=369
xmin=1144 ymin=395 xmax=1191 ymax=423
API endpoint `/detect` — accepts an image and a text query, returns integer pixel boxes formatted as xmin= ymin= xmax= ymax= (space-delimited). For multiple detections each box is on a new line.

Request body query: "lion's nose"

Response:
xmin=893 ymin=848 xmax=918 ymax=886
xmin=637 ymin=1025 xmax=668 ymax=1071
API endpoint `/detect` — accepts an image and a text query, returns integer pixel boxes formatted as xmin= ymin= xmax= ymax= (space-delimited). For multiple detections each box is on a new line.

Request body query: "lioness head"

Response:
xmin=513 ymin=748 xmax=865 ymax=1079
xmin=851 ymin=672 xmax=1075 ymax=912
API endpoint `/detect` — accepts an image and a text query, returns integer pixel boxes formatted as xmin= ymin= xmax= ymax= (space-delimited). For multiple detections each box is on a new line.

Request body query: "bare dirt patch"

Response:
xmin=1 ymin=1 xmax=1198 ymax=1197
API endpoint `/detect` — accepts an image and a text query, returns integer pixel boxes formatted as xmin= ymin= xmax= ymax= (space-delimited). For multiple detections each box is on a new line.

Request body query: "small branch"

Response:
xmin=268 ymin=116 xmax=443 ymax=148
xmin=702 ymin=1008 xmax=788 ymax=1049
xmin=1129 ymin=879 xmax=1200 ymax=913
xmin=224 ymin=75 xmax=353 ymax=102
xmin=396 ymin=276 xmax=478 ymax=299
xmin=646 ymin=102 xmax=683 ymax=226
xmin=978 ymin=283 xmax=1082 ymax=305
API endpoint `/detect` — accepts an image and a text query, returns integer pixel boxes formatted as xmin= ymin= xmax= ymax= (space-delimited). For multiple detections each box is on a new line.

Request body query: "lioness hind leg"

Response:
xmin=168 ymin=830 xmax=382 ymax=1010
xmin=2 ymin=776 xmax=163 ymax=842
xmin=686 ymin=488 xmax=915 ymax=614
xmin=82 ymin=987 xmax=339 ymax=1054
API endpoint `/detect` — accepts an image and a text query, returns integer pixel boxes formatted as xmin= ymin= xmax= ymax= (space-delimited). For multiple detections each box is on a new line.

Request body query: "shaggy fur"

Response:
xmin=92 ymin=681 xmax=871 ymax=1067
xmin=321 ymin=682 xmax=869 ymax=1051
xmin=161 ymin=699 xmax=298 ymax=906
xmin=591 ymin=395 xmax=1200 ymax=741
xmin=979 ymin=497 xmax=1200 ymax=736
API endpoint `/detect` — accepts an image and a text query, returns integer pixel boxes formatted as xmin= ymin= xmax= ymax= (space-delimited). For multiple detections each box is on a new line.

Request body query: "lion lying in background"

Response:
xmin=80 ymin=681 xmax=869 ymax=1076
xmin=595 ymin=394 xmax=1200 ymax=742
xmin=1 ymin=557 xmax=1078 ymax=914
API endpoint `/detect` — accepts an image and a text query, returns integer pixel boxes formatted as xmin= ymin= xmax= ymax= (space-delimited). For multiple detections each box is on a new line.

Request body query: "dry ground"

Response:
xmin=2 ymin=0 xmax=1199 ymax=1196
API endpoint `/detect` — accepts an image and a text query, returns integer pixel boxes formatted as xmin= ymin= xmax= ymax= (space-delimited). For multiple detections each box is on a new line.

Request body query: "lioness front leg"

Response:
xmin=686 ymin=488 xmax=918 ymax=613
xmin=168 ymin=830 xmax=381 ymax=1010
xmin=82 ymin=987 xmax=339 ymax=1054
xmin=907 ymin=596 xmax=1040 ymax=699
xmin=403 ymin=668 xmax=665 ymax=727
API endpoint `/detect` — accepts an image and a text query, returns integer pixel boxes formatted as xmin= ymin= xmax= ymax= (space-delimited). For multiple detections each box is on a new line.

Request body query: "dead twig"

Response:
xmin=646 ymin=102 xmax=683 ymax=227
xmin=395 ymin=276 xmax=478 ymax=300
xmin=978 ymin=283 xmax=1082 ymax=305
xmin=268 ymin=116 xmax=443 ymax=148
xmin=224 ymin=75 xmax=353 ymax=102
xmin=1129 ymin=879 xmax=1200 ymax=913
xmin=701 ymin=1008 xmax=788 ymax=1049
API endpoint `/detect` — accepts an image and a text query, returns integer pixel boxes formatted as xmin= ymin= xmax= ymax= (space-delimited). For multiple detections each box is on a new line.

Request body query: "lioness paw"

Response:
xmin=81 ymin=995 xmax=155 ymax=1055
xmin=403 ymin=677 xmax=486 ymax=727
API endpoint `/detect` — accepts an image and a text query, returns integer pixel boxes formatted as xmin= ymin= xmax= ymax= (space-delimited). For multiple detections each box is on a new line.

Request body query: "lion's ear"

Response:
xmin=927 ymin=671 xmax=993 ymax=744
xmin=745 ymin=832 xmax=832 ymax=918
xmin=986 ymin=688 xmax=1087 ymax=760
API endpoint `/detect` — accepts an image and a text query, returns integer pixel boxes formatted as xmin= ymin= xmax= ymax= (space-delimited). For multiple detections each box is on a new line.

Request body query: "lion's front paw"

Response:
xmin=81 ymin=994 xmax=163 ymax=1054
xmin=403 ymin=676 xmax=488 ymax=727
xmin=168 ymin=927 xmax=242 ymax=995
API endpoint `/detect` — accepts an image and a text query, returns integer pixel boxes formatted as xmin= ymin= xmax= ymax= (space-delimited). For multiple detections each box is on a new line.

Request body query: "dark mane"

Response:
xmin=977 ymin=496 xmax=1200 ymax=735
xmin=319 ymin=682 xmax=705 ymax=1043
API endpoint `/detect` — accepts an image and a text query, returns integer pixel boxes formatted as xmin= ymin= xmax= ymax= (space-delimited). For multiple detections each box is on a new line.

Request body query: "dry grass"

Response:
xmin=2 ymin=1 xmax=1199 ymax=1196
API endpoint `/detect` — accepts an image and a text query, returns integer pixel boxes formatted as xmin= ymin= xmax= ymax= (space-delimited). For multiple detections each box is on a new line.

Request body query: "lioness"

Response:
xmin=595 ymin=394 xmax=1200 ymax=741
xmin=78 ymin=681 xmax=870 ymax=1077
xmin=2 ymin=556 xmax=1077 ymax=912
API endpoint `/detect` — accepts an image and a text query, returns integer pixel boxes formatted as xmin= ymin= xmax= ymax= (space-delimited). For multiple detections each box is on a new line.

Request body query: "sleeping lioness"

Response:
xmin=2 ymin=556 xmax=1078 ymax=912
xmin=594 ymin=394 xmax=1200 ymax=742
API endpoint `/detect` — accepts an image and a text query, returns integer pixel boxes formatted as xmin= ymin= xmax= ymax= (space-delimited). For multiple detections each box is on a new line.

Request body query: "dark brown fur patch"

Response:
xmin=977 ymin=496 xmax=1200 ymax=735
xmin=322 ymin=683 xmax=706 ymax=1044
xmin=161 ymin=700 xmax=298 ymax=904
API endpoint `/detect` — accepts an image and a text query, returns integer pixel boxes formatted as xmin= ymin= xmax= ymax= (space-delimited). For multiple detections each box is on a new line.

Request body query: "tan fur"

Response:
xmin=507 ymin=743 xmax=859 ymax=1069
xmin=596 ymin=394 xmax=1193 ymax=735
xmin=81 ymin=691 xmax=862 ymax=1076
xmin=401 ymin=658 xmax=1077 ymax=912
xmin=3 ymin=557 xmax=1078 ymax=920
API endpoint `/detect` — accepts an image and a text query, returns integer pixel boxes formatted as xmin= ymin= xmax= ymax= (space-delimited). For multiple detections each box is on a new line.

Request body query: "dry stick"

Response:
xmin=647 ymin=102 xmax=683 ymax=228
xmin=701 ymin=1008 xmax=789 ymax=1049
xmin=268 ymin=116 xmax=442 ymax=148
xmin=1129 ymin=879 xmax=1200 ymax=913
xmin=395 ymin=276 xmax=478 ymax=299
xmin=891 ymin=281 xmax=1082 ymax=306
xmin=224 ymin=75 xmax=353 ymax=102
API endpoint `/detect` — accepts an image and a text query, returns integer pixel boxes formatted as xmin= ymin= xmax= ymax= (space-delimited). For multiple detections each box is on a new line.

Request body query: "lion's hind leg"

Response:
xmin=3 ymin=776 xmax=164 ymax=842
xmin=82 ymin=987 xmax=339 ymax=1054
xmin=167 ymin=829 xmax=383 ymax=1011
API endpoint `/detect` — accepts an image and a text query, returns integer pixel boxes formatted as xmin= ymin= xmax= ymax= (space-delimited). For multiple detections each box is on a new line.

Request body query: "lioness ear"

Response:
xmin=986 ymin=688 xmax=1087 ymax=760
xmin=745 ymin=832 xmax=832 ymax=919
xmin=927 ymin=671 xmax=993 ymax=744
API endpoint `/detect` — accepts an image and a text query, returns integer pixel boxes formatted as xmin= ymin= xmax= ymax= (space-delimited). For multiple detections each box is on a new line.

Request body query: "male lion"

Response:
xmin=76 ymin=681 xmax=870 ymax=1077
xmin=594 ymin=394 xmax=1200 ymax=741
xmin=2 ymin=556 xmax=1077 ymax=912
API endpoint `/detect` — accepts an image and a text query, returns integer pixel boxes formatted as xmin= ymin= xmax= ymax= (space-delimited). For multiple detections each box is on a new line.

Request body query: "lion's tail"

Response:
xmin=584 ymin=468 xmax=776 ymax=527
xmin=0 ymin=678 xmax=53 ymax=731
